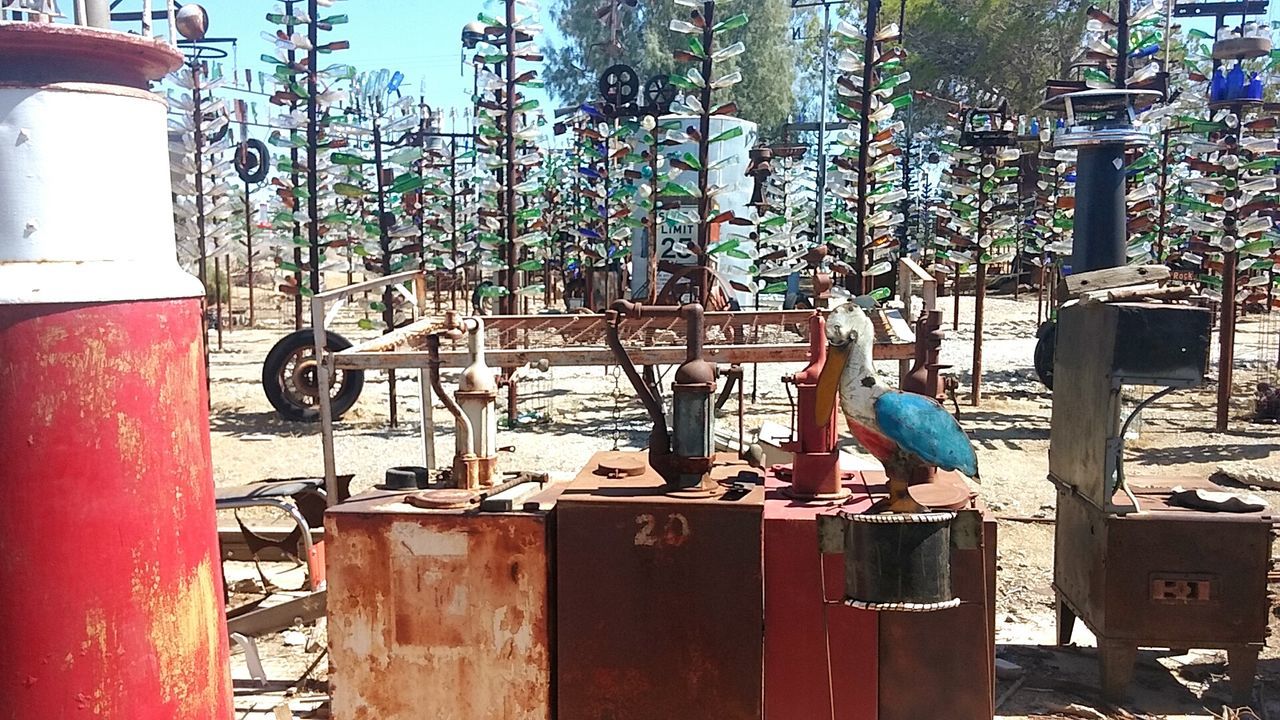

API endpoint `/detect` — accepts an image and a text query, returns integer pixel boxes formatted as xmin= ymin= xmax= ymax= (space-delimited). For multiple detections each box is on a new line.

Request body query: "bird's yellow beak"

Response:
xmin=814 ymin=343 xmax=849 ymax=428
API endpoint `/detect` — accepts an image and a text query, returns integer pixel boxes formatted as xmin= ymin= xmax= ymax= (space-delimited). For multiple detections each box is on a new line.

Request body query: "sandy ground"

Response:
xmin=211 ymin=289 xmax=1280 ymax=719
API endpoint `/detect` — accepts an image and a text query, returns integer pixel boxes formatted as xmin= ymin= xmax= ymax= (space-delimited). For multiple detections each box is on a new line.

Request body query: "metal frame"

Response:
xmin=313 ymin=270 xmax=939 ymax=502
xmin=312 ymin=270 xmax=428 ymax=503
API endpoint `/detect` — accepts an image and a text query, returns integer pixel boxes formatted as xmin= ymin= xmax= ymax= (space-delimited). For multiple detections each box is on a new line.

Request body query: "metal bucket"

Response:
xmin=841 ymin=510 xmax=959 ymax=611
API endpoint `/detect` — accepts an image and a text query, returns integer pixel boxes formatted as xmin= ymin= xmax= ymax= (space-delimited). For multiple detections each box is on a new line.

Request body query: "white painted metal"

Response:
xmin=0 ymin=82 xmax=201 ymax=304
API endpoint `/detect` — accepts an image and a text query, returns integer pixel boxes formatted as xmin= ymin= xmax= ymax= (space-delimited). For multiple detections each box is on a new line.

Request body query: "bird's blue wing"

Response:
xmin=873 ymin=392 xmax=979 ymax=477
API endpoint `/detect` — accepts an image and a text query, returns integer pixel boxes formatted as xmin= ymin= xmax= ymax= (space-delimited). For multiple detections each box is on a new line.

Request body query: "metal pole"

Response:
xmin=286 ymin=0 xmax=303 ymax=330
xmin=855 ymin=0 xmax=881 ymax=294
xmin=815 ymin=2 xmax=831 ymax=252
xmin=245 ymin=181 xmax=255 ymax=326
xmin=696 ymin=0 xmax=716 ymax=306
xmin=504 ymin=0 xmax=518 ymax=316
xmin=306 ymin=0 xmax=321 ymax=300
xmin=373 ymin=120 xmax=398 ymax=428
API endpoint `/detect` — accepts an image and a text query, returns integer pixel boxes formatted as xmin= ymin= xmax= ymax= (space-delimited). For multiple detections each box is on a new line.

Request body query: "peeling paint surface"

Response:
xmin=0 ymin=299 xmax=231 ymax=719
xmin=326 ymin=495 xmax=553 ymax=720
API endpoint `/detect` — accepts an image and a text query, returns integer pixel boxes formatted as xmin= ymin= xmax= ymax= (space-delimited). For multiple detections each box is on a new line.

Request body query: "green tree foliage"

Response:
xmin=545 ymin=0 xmax=796 ymax=135
xmin=902 ymin=0 xmax=1088 ymax=113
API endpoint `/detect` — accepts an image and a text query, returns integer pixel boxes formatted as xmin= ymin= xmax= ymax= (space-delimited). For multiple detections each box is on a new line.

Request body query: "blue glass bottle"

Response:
xmin=1227 ymin=63 xmax=1246 ymax=100
xmin=1211 ymin=67 xmax=1226 ymax=102
xmin=1248 ymin=71 xmax=1264 ymax=101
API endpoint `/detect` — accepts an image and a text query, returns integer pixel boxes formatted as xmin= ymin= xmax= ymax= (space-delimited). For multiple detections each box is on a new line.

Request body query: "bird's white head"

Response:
xmin=824 ymin=300 xmax=877 ymax=356
xmin=814 ymin=301 xmax=878 ymax=426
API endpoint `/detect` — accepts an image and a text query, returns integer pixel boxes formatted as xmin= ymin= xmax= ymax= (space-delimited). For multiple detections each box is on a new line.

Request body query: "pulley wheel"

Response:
xmin=643 ymin=74 xmax=678 ymax=115
xmin=599 ymin=63 xmax=640 ymax=109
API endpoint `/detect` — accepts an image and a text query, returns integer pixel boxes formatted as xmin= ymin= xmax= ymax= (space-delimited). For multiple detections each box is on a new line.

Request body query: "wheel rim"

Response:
xmin=276 ymin=345 xmax=347 ymax=409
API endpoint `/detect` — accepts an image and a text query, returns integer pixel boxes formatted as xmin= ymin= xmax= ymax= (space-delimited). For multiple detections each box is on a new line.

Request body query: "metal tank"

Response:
xmin=0 ymin=22 xmax=232 ymax=718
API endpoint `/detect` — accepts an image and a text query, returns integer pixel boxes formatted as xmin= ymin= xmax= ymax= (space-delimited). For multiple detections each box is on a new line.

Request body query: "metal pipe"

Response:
xmin=82 ymin=0 xmax=110 ymax=28
xmin=855 ymin=0 xmax=882 ymax=293
xmin=814 ymin=1 xmax=831 ymax=252
xmin=605 ymin=300 xmax=670 ymax=449
xmin=426 ymin=331 xmax=475 ymax=483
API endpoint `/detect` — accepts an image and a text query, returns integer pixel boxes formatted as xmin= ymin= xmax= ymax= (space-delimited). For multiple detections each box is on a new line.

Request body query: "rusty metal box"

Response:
xmin=1053 ymin=477 xmax=1272 ymax=700
xmin=326 ymin=487 xmax=561 ymax=720
xmin=557 ymin=451 xmax=764 ymax=720
xmin=1050 ymin=302 xmax=1212 ymax=510
xmin=764 ymin=473 xmax=879 ymax=720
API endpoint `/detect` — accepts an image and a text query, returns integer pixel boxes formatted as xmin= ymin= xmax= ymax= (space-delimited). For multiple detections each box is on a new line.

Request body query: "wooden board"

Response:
xmin=1059 ymin=264 xmax=1170 ymax=301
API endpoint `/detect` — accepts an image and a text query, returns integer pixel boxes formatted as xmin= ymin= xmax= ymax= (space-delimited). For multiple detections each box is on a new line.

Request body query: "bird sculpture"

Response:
xmin=815 ymin=301 xmax=979 ymax=513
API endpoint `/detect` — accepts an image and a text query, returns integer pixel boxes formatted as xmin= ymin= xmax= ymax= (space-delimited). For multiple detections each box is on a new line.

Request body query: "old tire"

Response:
xmin=262 ymin=329 xmax=365 ymax=422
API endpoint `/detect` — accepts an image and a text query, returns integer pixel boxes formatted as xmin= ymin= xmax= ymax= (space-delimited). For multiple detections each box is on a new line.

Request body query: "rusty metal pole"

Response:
xmin=286 ymin=0 xmax=303 ymax=329
xmin=972 ymin=153 xmax=987 ymax=406
xmin=855 ymin=0 xmax=882 ymax=295
xmin=372 ymin=119 xmax=399 ymax=428
xmin=695 ymin=0 xmax=715 ymax=307
xmin=305 ymin=0 xmax=320 ymax=302
xmin=1218 ymin=117 xmax=1242 ymax=432
xmin=244 ymin=178 xmax=255 ymax=327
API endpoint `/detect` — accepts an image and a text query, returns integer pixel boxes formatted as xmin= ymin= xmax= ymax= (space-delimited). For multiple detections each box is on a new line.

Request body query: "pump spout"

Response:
xmin=456 ymin=316 xmax=499 ymax=486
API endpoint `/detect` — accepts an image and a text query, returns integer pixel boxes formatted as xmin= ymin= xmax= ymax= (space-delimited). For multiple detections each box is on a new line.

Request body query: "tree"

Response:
xmin=545 ymin=0 xmax=796 ymax=136
xmin=901 ymin=0 xmax=1088 ymax=114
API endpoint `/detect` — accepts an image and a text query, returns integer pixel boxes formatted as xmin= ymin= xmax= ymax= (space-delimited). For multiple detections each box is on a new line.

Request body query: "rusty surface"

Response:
xmin=1054 ymin=476 xmax=1272 ymax=703
xmin=557 ymin=451 xmax=764 ymax=720
xmin=1054 ymin=475 xmax=1271 ymax=646
xmin=0 ymin=22 xmax=182 ymax=86
xmin=0 ymin=300 xmax=231 ymax=719
xmin=869 ymin=472 xmax=998 ymax=720
xmin=326 ymin=490 xmax=562 ymax=720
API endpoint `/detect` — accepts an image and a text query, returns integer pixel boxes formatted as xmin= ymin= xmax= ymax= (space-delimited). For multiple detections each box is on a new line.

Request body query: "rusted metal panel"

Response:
xmin=557 ymin=451 xmax=764 ymax=720
xmin=0 ymin=300 xmax=231 ymax=720
xmin=763 ymin=473 xmax=877 ymax=720
xmin=326 ymin=491 xmax=558 ymax=720
xmin=1055 ymin=476 xmax=1272 ymax=647
xmin=871 ymin=472 xmax=997 ymax=720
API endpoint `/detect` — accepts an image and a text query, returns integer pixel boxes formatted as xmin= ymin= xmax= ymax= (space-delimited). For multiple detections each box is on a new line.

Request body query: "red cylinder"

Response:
xmin=783 ymin=314 xmax=844 ymax=499
xmin=0 ymin=25 xmax=231 ymax=718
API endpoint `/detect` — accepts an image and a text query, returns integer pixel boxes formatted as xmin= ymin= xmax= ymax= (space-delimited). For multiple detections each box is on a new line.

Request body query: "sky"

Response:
xmin=122 ymin=0 xmax=562 ymax=136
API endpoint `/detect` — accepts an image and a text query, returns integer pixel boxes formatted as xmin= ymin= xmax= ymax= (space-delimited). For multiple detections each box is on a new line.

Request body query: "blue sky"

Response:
xmin=135 ymin=0 xmax=560 ymax=133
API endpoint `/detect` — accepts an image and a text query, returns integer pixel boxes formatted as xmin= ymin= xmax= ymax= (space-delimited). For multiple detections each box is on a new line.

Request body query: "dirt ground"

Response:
xmin=210 ymin=288 xmax=1280 ymax=719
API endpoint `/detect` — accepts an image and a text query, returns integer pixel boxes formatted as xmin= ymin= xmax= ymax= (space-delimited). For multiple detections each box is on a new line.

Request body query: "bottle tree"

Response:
xmin=469 ymin=3 xmax=547 ymax=316
xmin=1026 ymin=124 xmax=1076 ymax=325
xmin=331 ymin=69 xmax=424 ymax=425
xmin=829 ymin=16 xmax=912 ymax=294
xmin=752 ymin=147 xmax=821 ymax=304
xmin=261 ymin=1 xmax=351 ymax=326
xmin=169 ymin=59 xmax=236 ymax=360
xmin=937 ymin=106 xmax=1022 ymax=404
xmin=665 ymin=0 xmax=752 ymax=306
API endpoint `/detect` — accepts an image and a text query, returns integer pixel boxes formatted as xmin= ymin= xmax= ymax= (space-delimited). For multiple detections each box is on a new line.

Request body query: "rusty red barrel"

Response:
xmin=0 ymin=24 xmax=231 ymax=718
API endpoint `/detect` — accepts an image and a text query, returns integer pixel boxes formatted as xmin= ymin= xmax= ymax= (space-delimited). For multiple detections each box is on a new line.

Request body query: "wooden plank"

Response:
xmin=226 ymin=590 xmax=327 ymax=637
xmin=1059 ymin=264 xmax=1170 ymax=301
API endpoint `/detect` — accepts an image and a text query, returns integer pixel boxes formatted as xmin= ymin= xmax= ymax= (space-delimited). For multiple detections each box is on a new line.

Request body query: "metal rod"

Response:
xmin=372 ymin=119 xmax=399 ymax=429
xmin=695 ymin=0 xmax=716 ymax=306
xmin=306 ymin=0 xmax=321 ymax=300
xmin=855 ymin=0 xmax=882 ymax=294
xmin=815 ymin=1 xmax=831 ymax=254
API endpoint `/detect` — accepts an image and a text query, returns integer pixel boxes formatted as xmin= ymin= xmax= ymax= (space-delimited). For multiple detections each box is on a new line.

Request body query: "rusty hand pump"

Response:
xmin=605 ymin=300 xmax=717 ymax=489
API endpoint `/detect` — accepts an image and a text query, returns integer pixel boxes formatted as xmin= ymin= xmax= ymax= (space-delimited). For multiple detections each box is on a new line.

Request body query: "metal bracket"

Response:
xmin=950 ymin=509 xmax=983 ymax=550
xmin=816 ymin=512 xmax=845 ymax=555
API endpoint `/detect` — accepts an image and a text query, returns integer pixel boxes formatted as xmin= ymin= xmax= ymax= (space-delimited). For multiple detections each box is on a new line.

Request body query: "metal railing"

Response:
xmin=1 ymin=0 xmax=178 ymax=45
